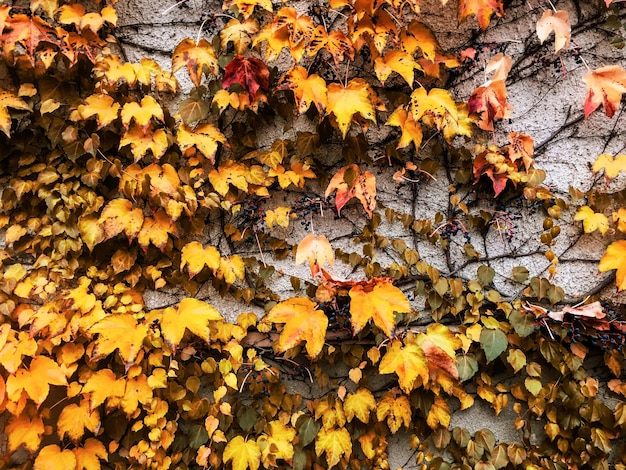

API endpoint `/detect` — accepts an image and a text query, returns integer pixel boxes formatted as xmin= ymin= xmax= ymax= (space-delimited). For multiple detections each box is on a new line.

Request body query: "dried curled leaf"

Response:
xmin=295 ymin=233 xmax=334 ymax=276
xmin=583 ymin=65 xmax=626 ymax=118
xmin=536 ymin=10 xmax=571 ymax=52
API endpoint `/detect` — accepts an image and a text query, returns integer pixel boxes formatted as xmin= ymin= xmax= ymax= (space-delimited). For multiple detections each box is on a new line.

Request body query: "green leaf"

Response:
xmin=297 ymin=416 xmax=320 ymax=448
xmin=477 ymin=265 xmax=495 ymax=285
xmin=509 ymin=310 xmax=535 ymax=337
xmin=479 ymin=329 xmax=507 ymax=362
xmin=456 ymin=354 xmax=478 ymax=381
xmin=511 ymin=266 xmax=529 ymax=283
xmin=237 ymin=406 xmax=257 ymax=432
xmin=188 ymin=424 xmax=208 ymax=449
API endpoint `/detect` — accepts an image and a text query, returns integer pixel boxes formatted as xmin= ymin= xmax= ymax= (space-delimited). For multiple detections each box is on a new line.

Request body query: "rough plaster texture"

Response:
xmin=114 ymin=0 xmax=626 ymax=467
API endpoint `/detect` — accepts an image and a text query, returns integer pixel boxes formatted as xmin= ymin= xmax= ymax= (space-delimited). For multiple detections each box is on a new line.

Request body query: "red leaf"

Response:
xmin=222 ymin=56 xmax=269 ymax=101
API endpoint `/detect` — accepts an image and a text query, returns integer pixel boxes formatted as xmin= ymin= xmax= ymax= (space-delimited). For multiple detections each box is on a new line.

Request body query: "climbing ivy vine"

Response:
xmin=1 ymin=0 xmax=626 ymax=469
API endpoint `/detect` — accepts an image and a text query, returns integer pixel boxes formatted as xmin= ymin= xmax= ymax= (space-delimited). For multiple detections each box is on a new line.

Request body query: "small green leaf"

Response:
xmin=456 ymin=354 xmax=478 ymax=381
xmin=511 ymin=266 xmax=529 ymax=283
xmin=477 ymin=265 xmax=495 ymax=285
xmin=479 ymin=328 xmax=507 ymax=362
xmin=509 ymin=310 xmax=536 ymax=337
xmin=297 ymin=416 xmax=320 ymax=447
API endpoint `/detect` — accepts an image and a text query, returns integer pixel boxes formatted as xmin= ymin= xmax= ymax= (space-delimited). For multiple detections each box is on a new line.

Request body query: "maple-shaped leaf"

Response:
xmin=138 ymin=209 xmax=178 ymax=252
xmin=5 ymin=355 xmax=67 ymax=406
xmin=379 ymin=340 xmax=428 ymax=393
xmin=224 ymin=436 xmax=261 ymax=470
xmin=344 ymin=388 xmax=376 ymax=423
xmin=218 ymin=255 xmax=245 ymax=284
xmin=224 ymin=0 xmax=273 ymax=19
xmin=264 ymin=297 xmax=328 ymax=358
xmin=295 ymin=233 xmax=334 ymax=276
xmin=508 ymin=132 xmax=534 ymax=171
xmin=223 ymin=56 xmax=269 ymax=101
xmin=593 ymin=153 xmax=626 ymax=179
xmin=82 ymin=369 xmax=125 ymax=409
xmin=160 ymin=298 xmax=223 ymax=350
xmin=417 ymin=324 xmax=461 ymax=380
xmin=307 ymin=26 xmax=354 ymax=65
xmin=483 ymin=53 xmax=512 ymax=82
xmin=0 ymin=89 xmax=31 ymax=137
xmin=575 ymin=206 xmax=609 ymax=235
xmin=172 ymin=38 xmax=219 ymax=87
xmin=426 ymin=395 xmax=451 ymax=429
xmin=325 ymin=164 xmax=377 ymax=217
xmin=468 ymin=80 xmax=511 ymax=130
xmin=177 ymin=122 xmax=226 ymax=164
xmin=599 ymin=240 xmax=626 ymax=290
xmin=119 ymin=375 xmax=153 ymax=415
xmin=34 ymin=445 xmax=77 ymax=470
xmin=209 ymin=160 xmax=251 ymax=196
xmin=348 ymin=280 xmax=411 ymax=336
xmin=459 ymin=0 xmax=504 ymax=30
xmin=73 ymin=438 xmax=108 ymax=470
xmin=99 ymin=198 xmax=144 ymax=241
xmin=265 ymin=206 xmax=292 ymax=228
xmin=315 ymin=427 xmax=352 ymax=468
xmin=57 ymin=400 xmax=101 ymax=442
xmin=76 ymin=94 xmax=120 ymax=129
xmin=400 ymin=21 xmax=440 ymax=61
xmin=536 ymin=10 xmax=571 ymax=52
xmin=5 ymin=413 xmax=45 ymax=453
xmin=583 ymin=65 xmax=626 ymax=118
xmin=376 ymin=390 xmax=412 ymax=433
xmin=254 ymin=7 xmax=315 ymax=62
xmin=89 ymin=314 xmax=149 ymax=365
xmin=278 ymin=66 xmax=328 ymax=116
xmin=374 ymin=50 xmax=420 ymax=86
xmin=1 ymin=14 xmax=62 ymax=65
xmin=326 ymin=78 xmax=377 ymax=138
xmin=120 ymin=96 xmax=164 ymax=130
xmin=57 ymin=4 xmax=117 ymax=33
xmin=386 ymin=105 xmax=423 ymax=149
xmin=411 ymin=87 xmax=457 ymax=126
xmin=221 ymin=18 xmax=259 ymax=55
xmin=258 ymin=421 xmax=296 ymax=467
xmin=180 ymin=241 xmax=220 ymax=278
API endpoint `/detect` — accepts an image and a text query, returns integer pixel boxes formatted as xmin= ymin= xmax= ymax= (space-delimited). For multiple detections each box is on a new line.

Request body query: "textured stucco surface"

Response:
xmin=114 ymin=0 xmax=626 ymax=466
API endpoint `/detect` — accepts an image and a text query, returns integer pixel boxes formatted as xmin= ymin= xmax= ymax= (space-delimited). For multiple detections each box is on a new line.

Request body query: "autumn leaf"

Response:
xmin=180 ymin=241 xmax=220 ymax=278
xmin=119 ymin=125 xmax=169 ymax=162
xmin=222 ymin=56 xmax=270 ymax=100
xmin=315 ymin=427 xmax=352 ymax=468
xmin=374 ymin=50 xmax=419 ymax=86
xmin=386 ymin=105 xmax=423 ymax=149
xmin=89 ymin=314 xmax=149 ymax=365
xmin=307 ymin=26 xmax=354 ymax=65
xmin=218 ymin=255 xmax=245 ymax=284
xmin=468 ymin=54 xmax=513 ymax=130
xmin=459 ymin=0 xmax=504 ymax=30
xmin=0 ymin=89 xmax=31 ymax=137
xmin=592 ymin=153 xmax=626 ymax=179
xmin=326 ymin=78 xmax=377 ymax=138
xmin=224 ymin=436 xmax=261 ymax=470
xmin=34 ymin=445 xmax=77 ymax=470
xmin=99 ymin=198 xmax=143 ymax=241
xmin=221 ymin=18 xmax=259 ymax=55
xmin=583 ymin=65 xmax=626 ymax=118
xmin=344 ymin=388 xmax=376 ymax=423
xmin=119 ymin=375 xmax=153 ymax=415
xmin=224 ymin=0 xmax=273 ymax=19
xmin=1 ymin=14 xmax=62 ymax=64
xmin=172 ymin=38 xmax=219 ymax=87
xmin=295 ymin=233 xmax=334 ymax=276
xmin=120 ymin=96 xmax=164 ymax=130
xmin=73 ymin=438 xmax=108 ymax=470
xmin=265 ymin=206 xmax=292 ymax=229
xmin=138 ymin=209 xmax=178 ymax=252
xmin=5 ymin=413 xmax=45 ymax=452
xmin=258 ymin=421 xmax=296 ymax=466
xmin=57 ymin=400 xmax=101 ymax=442
xmin=400 ymin=21 xmax=440 ymax=61
xmin=536 ymin=10 xmax=571 ymax=52
xmin=77 ymin=94 xmax=120 ymax=129
xmin=177 ymin=122 xmax=226 ymax=164
xmin=325 ymin=164 xmax=377 ymax=218
xmin=5 ymin=355 xmax=67 ymax=406
xmin=82 ymin=369 xmax=125 ymax=409
xmin=426 ymin=396 xmax=451 ymax=429
xmin=278 ymin=66 xmax=328 ymax=115
xmin=348 ymin=280 xmax=411 ymax=337
xmin=160 ymin=298 xmax=223 ymax=350
xmin=264 ymin=297 xmax=328 ymax=358
xmin=508 ymin=132 xmax=534 ymax=171
xmin=379 ymin=340 xmax=428 ymax=393
xmin=599 ymin=240 xmax=626 ymax=290
xmin=575 ymin=206 xmax=609 ymax=235
xmin=376 ymin=390 xmax=412 ymax=433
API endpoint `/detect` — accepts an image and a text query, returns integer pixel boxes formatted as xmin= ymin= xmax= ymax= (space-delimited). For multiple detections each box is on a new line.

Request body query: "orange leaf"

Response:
xmin=223 ymin=0 xmax=273 ymax=19
xmin=180 ymin=241 xmax=220 ymax=278
xmin=119 ymin=125 xmax=169 ymax=162
xmin=0 ymin=88 xmax=31 ymax=137
xmin=34 ymin=445 xmax=77 ymax=470
xmin=379 ymin=340 xmax=428 ymax=393
xmin=5 ymin=412 xmax=45 ymax=452
xmin=459 ymin=0 xmax=504 ymax=30
xmin=89 ymin=314 xmax=149 ymax=365
xmin=6 ymin=355 xmax=67 ymax=406
xmin=73 ymin=438 xmax=108 ymax=470
xmin=326 ymin=78 xmax=377 ymax=138
xmin=295 ymin=233 xmax=334 ymax=276
xmin=374 ymin=50 xmax=419 ymax=86
xmin=536 ymin=10 xmax=571 ymax=52
xmin=376 ymin=390 xmax=411 ymax=433
xmin=265 ymin=297 xmax=328 ymax=358
xmin=278 ymin=66 xmax=328 ymax=116
xmin=468 ymin=80 xmax=512 ymax=130
xmin=77 ymin=94 xmax=120 ymax=129
xmin=172 ymin=38 xmax=219 ymax=87
xmin=82 ymin=369 xmax=125 ymax=410
xmin=57 ymin=400 xmax=101 ymax=442
xmin=99 ymin=198 xmax=144 ymax=242
xmin=137 ymin=209 xmax=177 ymax=252
xmin=349 ymin=280 xmax=410 ymax=337
xmin=507 ymin=132 xmax=534 ymax=171
xmin=307 ymin=26 xmax=354 ymax=65
xmin=160 ymin=299 xmax=223 ymax=350
xmin=583 ymin=65 xmax=626 ymax=118
xmin=325 ymin=164 xmax=377 ymax=218
xmin=599 ymin=240 xmax=626 ymax=290
xmin=120 ymin=375 xmax=153 ymax=415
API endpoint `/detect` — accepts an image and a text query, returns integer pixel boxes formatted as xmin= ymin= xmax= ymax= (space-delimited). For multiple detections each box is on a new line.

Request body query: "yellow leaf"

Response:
xmin=400 ymin=21 xmax=440 ymax=60
xmin=258 ymin=421 xmax=296 ymax=466
xmin=0 ymin=88 xmax=31 ymax=137
xmin=374 ymin=50 xmax=419 ymax=86
xmin=73 ymin=438 xmax=108 ymax=470
xmin=121 ymin=96 xmax=164 ymax=129
xmin=386 ymin=106 xmax=423 ymax=149
xmin=315 ymin=427 xmax=352 ymax=467
xmin=6 ymin=413 xmax=44 ymax=452
xmin=34 ymin=445 xmax=77 ymax=470
xmin=574 ymin=206 xmax=609 ymax=235
xmin=265 ymin=297 xmax=328 ymax=358
xmin=99 ymin=198 xmax=144 ymax=241
xmin=177 ymin=122 xmax=226 ymax=164
xmin=77 ymin=94 xmax=120 ymax=129
xmin=614 ymin=208 xmax=626 ymax=233
xmin=593 ymin=153 xmax=626 ymax=179
xmin=348 ymin=280 xmax=410 ymax=337
xmin=376 ymin=390 xmax=411 ymax=433
xmin=119 ymin=125 xmax=169 ymax=162
xmin=279 ymin=66 xmax=328 ymax=115
xmin=326 ymin=78 xmax=377 ymax=138
xmin=138 ymin=209 xmax=177 ymax=252
xmin=172 ymin=38 xmax=219 ymax=87
xmin=223 ymin=436 xmax=261 ymax=470
xmin=344 ymin=388 xmax=376 ymax=423
xmin=82 ymin=369 xmax=125 ymax=409
xmin=379 ymin=340 xmax=428 ymax=393
xmin=221 ymin=18 xmax=259 ymax=55
xmin=295 ymin=233 xmax=334 ymax=276
xmin=6 ymin=355 xmax=67 ymax=406
xmin=599 ymin=240 xmax=626 ymax=290
xmin=418 ymin=323 xmax=461 ymax=359
xmin=218 ymin=255 xmax=245 ymax=285
xmin=78 ymin=215 xmax=105 ymax=251
xmin=224 ymin=0 xmax=273 ymax=19
xmin=265 ymin=206 xmax=292 ymax=229
xmin=160 ymin=298 xmax=222 ymax=350
xmin=426 ymin=396 xmax=450 ymax=429
xmin=120 ymin=375 xmax=153 ymax=415
xmin=180 ymin=241 xmax=220 ymax=278
xmin=89 ymin=314 xmax=149 ymax=365
xmin=57 ymin=400 xmax=100 ymax=442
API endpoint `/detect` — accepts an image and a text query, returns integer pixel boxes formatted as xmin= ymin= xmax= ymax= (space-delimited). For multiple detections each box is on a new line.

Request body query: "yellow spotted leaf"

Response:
xmin=575 ymin=206 xmax=609 ymax=235
xmin=279 ymin=66 xmax=327 ymax=115
xmin=221 ymin=18 xmax=259 ymax=55
xmin=120 ymin=375 xmax=153 ymax=415
xmin=599 ymin=240 xmax=626 ymax=291
xmin=99 ymin=198 xmax=144 ymax=242
xmin=180 ymin=241 xmax=220 ymax=278
xmin=137 ymin=209 xmax=177 ymax=252
xmin=295 ymin=233 xmax=334 ymax=276
xmin=89 ymin=314 xmax=149 ymax=365
xmin=344 ymin=388 xmax=376 ymax=423
xmin=374 ymin=50 xmax=419 ymax=86
xmin=223 ymin=436 xmax=261 ymax=470
xmin=326 ymin=79 xmax=377 ymax=138
xmin=34 ymin=445 xmax=76 ymax=470
xmin=172 ymin=38 xmax=219 ymax=87
xmin=348 ymin=280 xmax=410 ymax=337
xmin=160 ymin=298 xmax=222 ymax=350
xmin=265 ymin=297 xmax=328 ymax=358
xmin=386 ymin=105 xmax=423 ymax=149
xmin=315 ymin=427 xmax=352 ymax=468
xmin=177 ymin=122 xmax=226 ymax=164
xmin=379 ymin=340 xmax=428 ymax=393
xmin=265 ymin=206 xmax=292 ymax=229
xmin=57 ymin=400 xmax=101 ymax=442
